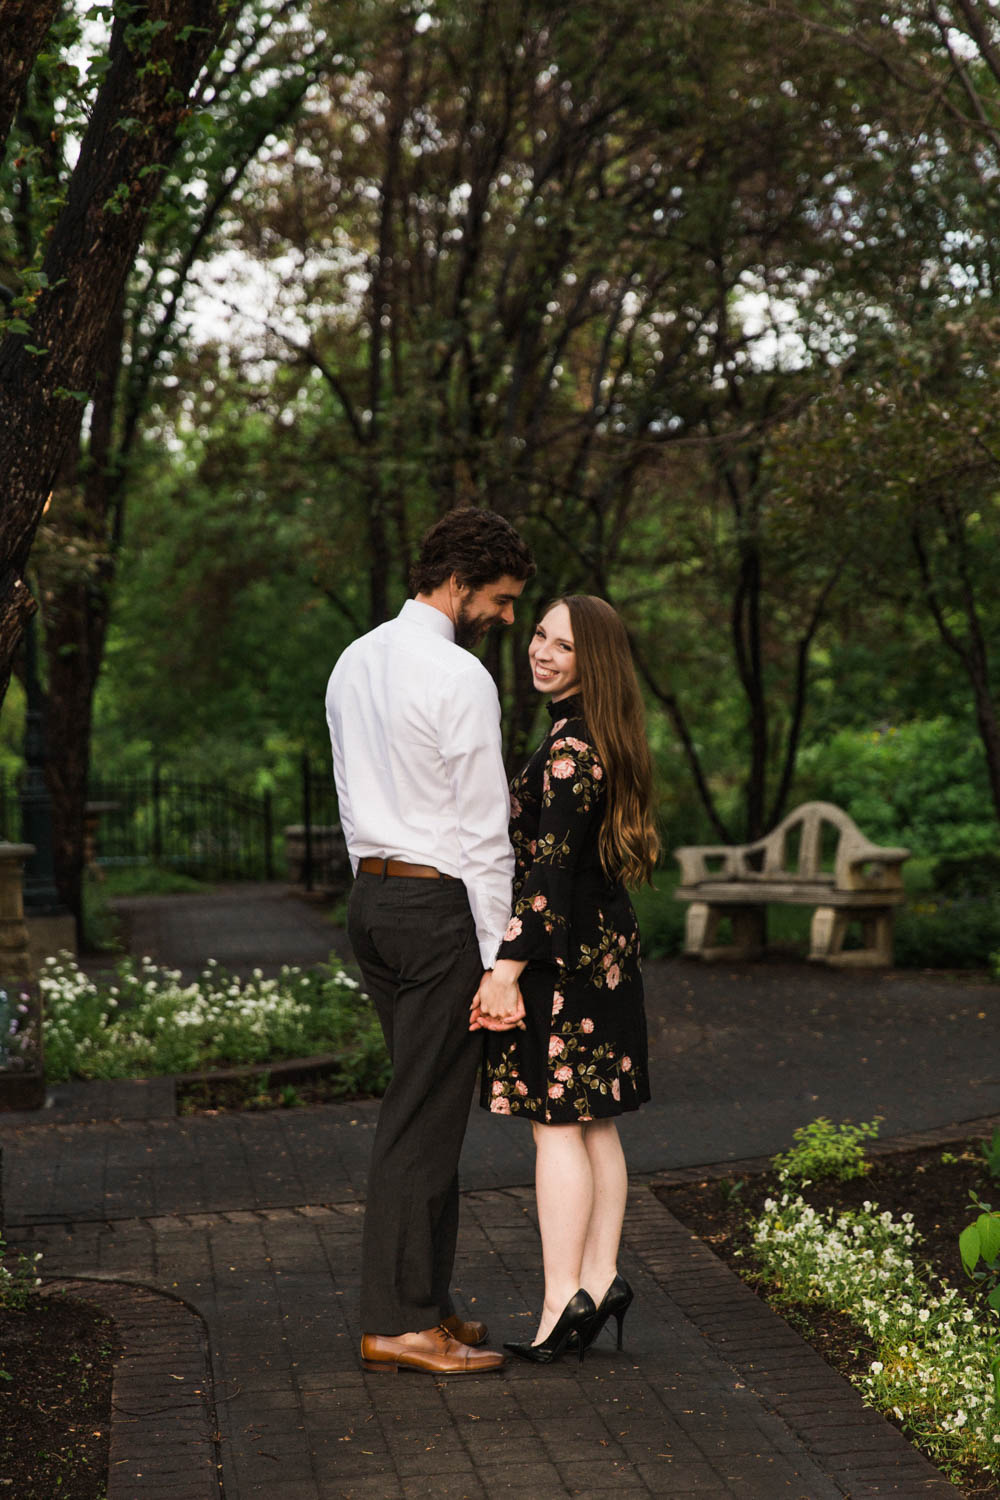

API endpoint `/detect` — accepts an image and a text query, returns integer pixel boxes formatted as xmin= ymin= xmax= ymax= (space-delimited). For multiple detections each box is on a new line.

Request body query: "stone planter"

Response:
xmin=0 ymin=841 xmax=45 ymax=1111
xmin=284 ymin=824 xmax=350 ymax=891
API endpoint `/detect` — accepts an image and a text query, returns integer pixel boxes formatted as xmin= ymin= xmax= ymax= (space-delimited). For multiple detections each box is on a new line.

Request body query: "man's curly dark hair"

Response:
xmin=410 ymin=507 xmax=535 ymax=595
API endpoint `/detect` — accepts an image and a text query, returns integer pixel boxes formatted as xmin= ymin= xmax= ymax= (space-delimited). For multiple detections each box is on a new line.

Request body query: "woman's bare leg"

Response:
xmin=578 ymin=1118 xmax=628 ymax=1305
xmin=531 ymin=1120 xmax=593 ymax=1342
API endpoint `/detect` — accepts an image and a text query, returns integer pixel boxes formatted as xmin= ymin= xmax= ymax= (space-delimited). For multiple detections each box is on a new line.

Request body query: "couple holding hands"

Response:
xmin=326 ymin=507 xmax=657 ymax=1375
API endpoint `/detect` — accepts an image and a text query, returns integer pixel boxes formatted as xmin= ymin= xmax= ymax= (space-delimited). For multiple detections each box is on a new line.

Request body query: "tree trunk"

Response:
xmin=41 ymin=300 xmax=125 ymax=934
xmin=0 ymin=0 xmax=60 ymax=148
xmin=0 ymin=1 xmax=228 ymax=703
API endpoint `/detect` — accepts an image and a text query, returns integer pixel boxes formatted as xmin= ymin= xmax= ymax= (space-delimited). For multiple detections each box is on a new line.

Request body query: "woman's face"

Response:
xmin=528 ymin=603 xmax=579 ymax=701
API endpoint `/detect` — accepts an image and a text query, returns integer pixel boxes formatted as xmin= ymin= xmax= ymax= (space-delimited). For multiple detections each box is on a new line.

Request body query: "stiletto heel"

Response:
xmin=504 ymin=1290 xmax=597 ymax=1365
xmin=578 ymin=1274 xmax=633 ymax=1352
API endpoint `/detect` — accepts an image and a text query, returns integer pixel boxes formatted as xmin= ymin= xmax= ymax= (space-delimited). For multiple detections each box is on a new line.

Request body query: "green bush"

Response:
xmin=631 ymin=874 xmax=686 ymax=959
xmin=894 ymin=897 xmax=1000 ymax=971
xmin=795 ymin=718 xmax=996 ymax=858
xmin=771 ymin=1116 xmax=881 ymax=1184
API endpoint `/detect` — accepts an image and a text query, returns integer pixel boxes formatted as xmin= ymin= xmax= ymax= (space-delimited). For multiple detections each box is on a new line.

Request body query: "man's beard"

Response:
xmin=454 ymin=603 xmax=491 ymax=649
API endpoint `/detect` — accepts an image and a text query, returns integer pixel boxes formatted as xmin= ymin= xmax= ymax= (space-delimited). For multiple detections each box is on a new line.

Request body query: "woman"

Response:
xmin=473 ymin=595 xmax=659 ymax=1363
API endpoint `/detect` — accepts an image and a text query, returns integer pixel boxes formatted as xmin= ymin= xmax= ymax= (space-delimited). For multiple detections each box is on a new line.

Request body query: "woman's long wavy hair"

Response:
xmin=555 ymin=595 xmax=659 ymax=888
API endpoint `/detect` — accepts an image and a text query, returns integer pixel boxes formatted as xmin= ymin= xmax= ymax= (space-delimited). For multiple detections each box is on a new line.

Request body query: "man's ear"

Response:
xmin=450 ymin=572 xmax=470 ymax=597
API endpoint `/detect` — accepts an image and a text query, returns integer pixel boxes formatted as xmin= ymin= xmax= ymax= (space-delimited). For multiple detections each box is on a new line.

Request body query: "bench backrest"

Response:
xmin=745 ymin=801 xmax=861 ymax=883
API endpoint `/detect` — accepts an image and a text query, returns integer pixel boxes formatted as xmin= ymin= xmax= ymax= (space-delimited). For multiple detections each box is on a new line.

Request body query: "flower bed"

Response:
xmin=659 ymin=1138 xmax=1000 ymax=1497
xmin=38 ymin=954 xmax=390 ymax=1097
xmin=0 ymin=981 xmax=45 ymax=1110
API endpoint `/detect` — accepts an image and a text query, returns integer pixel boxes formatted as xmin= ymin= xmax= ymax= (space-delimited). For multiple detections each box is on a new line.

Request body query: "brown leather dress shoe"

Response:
xmin=440 ymin=1313 xmax=489 ymax=1346
xmin=361 ymin=1324 xmax=504 ymax=1375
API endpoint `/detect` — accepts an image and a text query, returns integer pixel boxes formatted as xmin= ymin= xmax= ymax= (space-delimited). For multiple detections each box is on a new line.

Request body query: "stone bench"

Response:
xmin=673 ymin=801 xmax=910 ymax=967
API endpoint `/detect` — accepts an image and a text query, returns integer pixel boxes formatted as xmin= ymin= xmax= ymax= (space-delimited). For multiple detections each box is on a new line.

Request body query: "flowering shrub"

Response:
xmin=39 ymin=954 xmax=389 ymax=1094
xmin=752 ymin=1184 xmax=1000 ymax=1473
xmin=0 ymin=1242 xmax=42 ymax=1312
xmin=0 ymin=987 xmax=35 ymax=1069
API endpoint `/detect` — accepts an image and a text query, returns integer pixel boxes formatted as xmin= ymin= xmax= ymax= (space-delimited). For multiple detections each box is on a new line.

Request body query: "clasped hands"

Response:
xmin=469 ymin=960 xmax=527 ymax=1032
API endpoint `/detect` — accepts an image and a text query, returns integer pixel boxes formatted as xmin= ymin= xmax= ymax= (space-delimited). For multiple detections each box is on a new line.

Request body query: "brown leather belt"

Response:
xmin=358 ymin=857 xmax=454 ymax=880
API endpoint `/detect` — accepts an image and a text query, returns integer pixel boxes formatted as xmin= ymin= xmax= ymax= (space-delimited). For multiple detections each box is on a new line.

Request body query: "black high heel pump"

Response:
xmin=577 ymin=1274 xmax=633 ymax=1351
xmin=504 ymin=1290 xmax=597 ymax=1364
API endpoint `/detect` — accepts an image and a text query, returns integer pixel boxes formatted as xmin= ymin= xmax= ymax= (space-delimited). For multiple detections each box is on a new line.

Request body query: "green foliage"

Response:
xmin=630 ymin=873 xmax=686 ymax=959
xmin=771 ymin=1116 xmax=881 ymax=1185
xmin=959 ymin=1194 xmax=1000 ymax=1317
xmin=794 ymin=719 xmax=996 ymax=859
xmin=981 ymin=1131 xmax=1000 ymax=1186
xmin=99 ymin=866 xmax=212 ymax=898
xmin=894 ymin=898 xmax=1000 ymax=972
xmin=0 ymin=1244 xmax=42 ymax=1312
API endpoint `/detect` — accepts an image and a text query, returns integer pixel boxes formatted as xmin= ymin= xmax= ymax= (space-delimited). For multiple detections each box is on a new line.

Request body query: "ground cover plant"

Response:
xmin=659 ymin=1130 xmax=1000 ymax=1497
xmin=0 ymin=1242 xmax=114 ymax=1500
xmin=39 ymin=954 xmax=390 ymax=1096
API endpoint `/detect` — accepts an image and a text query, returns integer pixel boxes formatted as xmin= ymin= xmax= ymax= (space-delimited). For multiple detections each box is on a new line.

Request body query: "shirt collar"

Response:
xmin=400 ymin=597 xmax=455 ymax=642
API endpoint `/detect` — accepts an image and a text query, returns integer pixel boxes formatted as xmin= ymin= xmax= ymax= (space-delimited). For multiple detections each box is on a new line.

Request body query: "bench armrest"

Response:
xmin=677 ymin=852 xmax=740 ymax=882
xmin=836 ymin=841 xmax=911 ymax=891
xmin=674 ymin=845 xmax=746 ymax=884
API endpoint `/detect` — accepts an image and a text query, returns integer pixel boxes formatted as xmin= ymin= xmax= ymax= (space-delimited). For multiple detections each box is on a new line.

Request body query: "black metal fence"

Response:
xmin=0 ymin=770 xmax=276 ymax=881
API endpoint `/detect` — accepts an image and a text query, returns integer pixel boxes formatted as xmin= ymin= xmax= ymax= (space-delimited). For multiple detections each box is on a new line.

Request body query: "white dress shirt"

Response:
xmin=325 ymin=599 xmax=514 ymax=969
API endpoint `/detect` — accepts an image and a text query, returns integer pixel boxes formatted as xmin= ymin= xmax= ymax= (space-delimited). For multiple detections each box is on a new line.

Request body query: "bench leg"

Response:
xmin=685 ymin=902 xmax=764 ymax=961
xmin=684 ymin=901 xmax=717 ymax=957
xmin=810 ymin=906 xmax=847 ymax=961
xmin=811 ymin=906 xmax=895 ymax=966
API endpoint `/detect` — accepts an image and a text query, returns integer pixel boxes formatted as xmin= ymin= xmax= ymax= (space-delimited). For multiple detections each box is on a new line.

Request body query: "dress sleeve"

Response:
xmin=496 ymin=733 xmax=606 ymax=968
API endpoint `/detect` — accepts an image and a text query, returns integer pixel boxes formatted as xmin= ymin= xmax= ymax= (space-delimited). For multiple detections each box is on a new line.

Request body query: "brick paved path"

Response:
xmin=2 ymin=883 xmax=989 ymax=1497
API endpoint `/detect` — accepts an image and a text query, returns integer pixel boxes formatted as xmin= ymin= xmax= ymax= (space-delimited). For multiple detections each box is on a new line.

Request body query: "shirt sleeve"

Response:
xmin=325 ymin=662 xmax=359 ymax=872
xmin=440 ymin=666 xmax=515 ymax=969
xmin=496 ymin=733 xmax=606 ymax=968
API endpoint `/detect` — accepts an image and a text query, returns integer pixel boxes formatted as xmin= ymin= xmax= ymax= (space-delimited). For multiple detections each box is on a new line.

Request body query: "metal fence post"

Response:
xmin=302 ymin=752 xmax=314 ymax=893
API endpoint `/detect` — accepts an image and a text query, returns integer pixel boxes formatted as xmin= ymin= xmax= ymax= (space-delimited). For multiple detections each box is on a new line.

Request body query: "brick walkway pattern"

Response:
xmin=3 ymin=882 xmax=995 ymax=1498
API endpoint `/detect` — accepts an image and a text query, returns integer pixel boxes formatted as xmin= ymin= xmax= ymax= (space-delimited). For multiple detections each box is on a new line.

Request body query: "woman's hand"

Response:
xmin=470 ymin=961 xmax=527 ymax=1031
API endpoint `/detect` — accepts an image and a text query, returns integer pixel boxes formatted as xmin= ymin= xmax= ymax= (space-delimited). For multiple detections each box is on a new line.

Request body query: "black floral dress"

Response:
xmin=480 ymin=695 xmax=650 ymax=1124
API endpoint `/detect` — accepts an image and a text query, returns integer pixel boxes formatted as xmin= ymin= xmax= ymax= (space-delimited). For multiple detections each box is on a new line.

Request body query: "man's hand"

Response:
xmin=469 ymin=965 xmax=526 ymax=1031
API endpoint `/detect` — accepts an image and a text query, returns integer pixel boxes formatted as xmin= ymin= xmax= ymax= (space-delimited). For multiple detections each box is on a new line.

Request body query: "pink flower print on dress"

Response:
xmin=551 ymin=990 xmax=564 ymax=1017
xmin=503 ymin=916 xmax=523 ymax=942
xmin=592 ymin=764 xmax=603 ymax=780
xmin=490 ymin=1095 xmax=511 ymax=1114
xmin=492 ymin=1080 xmax=504 ymax=1095
xmin=618 ymin=935 xmax=627 ymax=948
xmin=548 ymin=1083 xmax=564 ymax=1099
xmin=515 ymin=1080 xmax=529 ymax=1095
xmin=580 ymin=1017 xmax=594 ymax=1034
xmin=554 ymin=1065 xmax=572 ymax=1083
xmin=551 ymin=718 xmax=568 ymax=734
xmin=531 ymin=894 xmax=548 ymax=911
xmin=603 ymin=953 xmax=613 ymax=969
xmin=510 ymin=794 xmax=522 ymax=817
xmin=621 ymin=1055 xmax=632 ymax=1071
xmin=548 ymin=1034 xmax=566 ymax=1059
xmin=606 ymin=964 xmax=621 ymax=990
xmin=611 ymin=1078 xmax=621 ymax=1101
xmin=550 ymin=757 xmax=575 ymax=780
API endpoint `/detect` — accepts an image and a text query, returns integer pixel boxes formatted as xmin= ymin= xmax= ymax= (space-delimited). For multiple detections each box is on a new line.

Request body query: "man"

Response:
xmin=326 ymin=507 xmax=535 ymax=1375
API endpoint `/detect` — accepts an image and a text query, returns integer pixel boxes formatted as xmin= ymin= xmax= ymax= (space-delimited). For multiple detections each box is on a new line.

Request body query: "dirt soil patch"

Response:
xmin=0 ymin=1292 xmax=116 ymax=1500
xmin=658 ymin=1139 xmax=1000 ymax=1499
